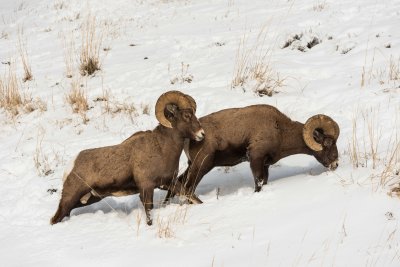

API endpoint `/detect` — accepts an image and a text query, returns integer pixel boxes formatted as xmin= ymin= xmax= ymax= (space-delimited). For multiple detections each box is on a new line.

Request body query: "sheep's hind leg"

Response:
xmin=263 ymin=164 xmax=270 ymax=185
xmin=50 ymin=174 xmax=91 ymax=225
xmin=51 ymin=190 xmax=89 ymax=225
xmin=249 ymin=154 xmax=267 ymax=192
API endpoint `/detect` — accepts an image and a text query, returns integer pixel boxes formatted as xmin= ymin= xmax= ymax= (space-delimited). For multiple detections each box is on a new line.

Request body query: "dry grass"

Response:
xmin=62 ymin=32 xmax=75 ymax=78
xmin=231 ymin=26 xmax=285 ymax=96
xmin=17 ymin=29 xmax=33 ymax=82
xmin=155 ymin=203 xmax=190 ymax=239
xmin=97 ymin=90 xmax=138 ymax=122
xmin=23 ymin=97 xmax=47 ymax=113
xmin=348 ymin=107 xmax=400 ymax=194
xmin=361 ymin=49 xmax=400 ymax=89
xmin=388 ymin=55 xmax=400 ymax=82
xmin=156 ymin=215 xmax=174 ymax=238
xmin=170 ymin=62 xmax=194 ymax=85
xmin=313 ymin=0 xmax=327 ymax=12
xmin=0 ymin=65 xmax=23 ymax=116
xmin=33 ymin=127 xmax=64 ymax=177
xmin=363 ymin=109 xmax=381 ymax=169
xmin=66 ymin=77 xmax=88 ymax=114
xmin=0 ymin=63 xmax=46 ymax=117
xmin=33 ymin=127 xmax=52 ymax=176
xmin=141 ymin=103 xmax=151 ymax=115
xmin=348 ymin=108 xmax=382 ymax=169
xmin=80 ymin=15 xmax=103 ymax=76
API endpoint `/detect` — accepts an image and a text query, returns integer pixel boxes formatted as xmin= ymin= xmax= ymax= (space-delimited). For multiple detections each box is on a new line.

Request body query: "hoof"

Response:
xmin=254 ymin=186 xmax=262 ymax=193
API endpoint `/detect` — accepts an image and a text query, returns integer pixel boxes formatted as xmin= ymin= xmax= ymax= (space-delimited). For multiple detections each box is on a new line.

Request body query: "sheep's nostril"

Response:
xmin=195 ymin=129 xmax=205 ymax=141
xmin=329 ymin=160 xmax=339 ymax=170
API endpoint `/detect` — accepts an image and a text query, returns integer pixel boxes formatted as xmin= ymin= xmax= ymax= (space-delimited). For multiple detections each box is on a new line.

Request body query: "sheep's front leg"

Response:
xmin=163 ymin=167 xmax=189 ymax=204
xmin=139 ymin=187 xmax=154 ymax=226
xmin=168 ymin=180 xmax=202 ymax=204
xmin=184 ymin=153 xmax=215 ymax=198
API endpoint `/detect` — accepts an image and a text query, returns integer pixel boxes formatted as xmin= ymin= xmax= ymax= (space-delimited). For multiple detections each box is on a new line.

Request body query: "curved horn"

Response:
xmin=185 ymin=94 xmax=197 ymax=113
xmin=155 ymin=90 xmax=195 ymax=128
xmin=303 ymin=114 xmax=340 ymax=151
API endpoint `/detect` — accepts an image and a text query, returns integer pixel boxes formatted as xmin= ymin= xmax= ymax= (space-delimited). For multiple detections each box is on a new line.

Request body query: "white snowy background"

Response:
xmin=0 ymin=0 xmax=399 ymax=266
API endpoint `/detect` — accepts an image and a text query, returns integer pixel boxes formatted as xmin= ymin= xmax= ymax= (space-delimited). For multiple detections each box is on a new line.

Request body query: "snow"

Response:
xmin=0 ymin=0 xmax=399 ymax=266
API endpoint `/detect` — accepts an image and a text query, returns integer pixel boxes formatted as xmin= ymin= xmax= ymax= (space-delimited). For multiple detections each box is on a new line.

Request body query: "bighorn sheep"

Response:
xmin=51 ymin=91 xmax=205 ymax=226
xmin=164 ymin=104 xmax=340 ymax=202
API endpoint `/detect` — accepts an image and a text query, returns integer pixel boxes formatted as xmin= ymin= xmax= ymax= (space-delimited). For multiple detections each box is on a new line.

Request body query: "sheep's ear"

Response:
xmin=165 ymin=104 xmax=178 ymax=121
xmin=313 ymin=129 xmax=324 ymax=144
xmin=323 ymin=137 xmax=333 ymax=148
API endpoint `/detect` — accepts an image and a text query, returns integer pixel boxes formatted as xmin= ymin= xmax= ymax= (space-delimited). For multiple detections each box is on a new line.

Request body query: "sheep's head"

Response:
xmin=155 ymin=91 xmax=205 ymax=141
xmin=303 ymin=115 xmax=340 ymax=170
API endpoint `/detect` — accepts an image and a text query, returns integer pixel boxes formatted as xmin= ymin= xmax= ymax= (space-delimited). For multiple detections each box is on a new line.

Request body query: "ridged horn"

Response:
xmin=185 ymin=94 xmax=197 ymax=113
xmin=303 ymin=114 xmax=340 ymax=151
xmin=155 ymin=90 xmax=196 ymax=128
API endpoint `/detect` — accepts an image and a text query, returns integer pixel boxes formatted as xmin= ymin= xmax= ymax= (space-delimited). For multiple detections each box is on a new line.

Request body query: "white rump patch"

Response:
xmin=62 ymin=155 xmax=77 ymax=183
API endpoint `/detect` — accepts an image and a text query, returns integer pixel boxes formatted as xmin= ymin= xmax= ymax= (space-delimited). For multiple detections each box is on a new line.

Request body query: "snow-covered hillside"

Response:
xmin=0 ymin=0 xmax=399 ymax=266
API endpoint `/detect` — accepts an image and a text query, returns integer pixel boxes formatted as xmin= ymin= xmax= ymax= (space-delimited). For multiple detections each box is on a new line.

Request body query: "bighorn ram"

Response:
xmin=164 ymin=104 xmax=340 ymax=202
xmin=51 ymin=91 xmax=205 ymax=226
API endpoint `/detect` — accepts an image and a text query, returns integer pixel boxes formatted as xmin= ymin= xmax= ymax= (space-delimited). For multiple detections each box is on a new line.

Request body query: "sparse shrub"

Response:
xmin=232 ymin=26 xmax=285 ymax=96
xmin=99 ymin=96 xmax=138 ymax=122
xmin=23 ymin=98 xmax=47 ymax=113
xmin=170 ymin=62 xmax=193 ymax=85
xmin=282 ymin=31 xmax=321 ymax=52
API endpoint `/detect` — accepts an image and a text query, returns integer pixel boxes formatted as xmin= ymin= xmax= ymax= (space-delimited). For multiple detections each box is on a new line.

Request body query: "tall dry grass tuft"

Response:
xmin=348 ymin=107 xmax=400 ymax=194
xmin=363 ymin=109 xmax=381 ymax=169
xmin=0 ymin=64 xmax=23 ymax=116
xmin=388 ymin=55 xmax=400 ymax=83
xmin=361 ymin=50 xmax=400 ymax=89
xmin=62 ymin=32 xmax=75 ymax=78
xmin=348 ymin=108 xmax=381 ymax=169
xmin=79 ymin=15 xmax=103 ymax=76
xmin=381 ymin=115 xmax=400 ymax=191
xmin=232 ymin=25 xmax=285 ymax=96
xmin=349 ymin=115 xmax=360 ymax=168
xmin=17 ymin=29 xmax=33 ymax=82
